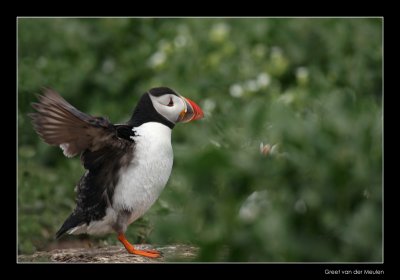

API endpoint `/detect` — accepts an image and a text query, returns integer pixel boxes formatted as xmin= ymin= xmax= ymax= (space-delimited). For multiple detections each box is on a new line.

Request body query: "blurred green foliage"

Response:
xmin=18 ymin=18 xmax=382 ymax=261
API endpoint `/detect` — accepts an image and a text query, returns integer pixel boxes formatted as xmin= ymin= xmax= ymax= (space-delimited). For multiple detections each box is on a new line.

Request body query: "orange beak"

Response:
xmin=177 ymin=97 xmax=204 ymax=123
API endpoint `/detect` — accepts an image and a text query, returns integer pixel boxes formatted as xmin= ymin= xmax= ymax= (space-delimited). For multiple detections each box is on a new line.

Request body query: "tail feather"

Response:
xmin=56 ymin=213 xmax=85 ymax=239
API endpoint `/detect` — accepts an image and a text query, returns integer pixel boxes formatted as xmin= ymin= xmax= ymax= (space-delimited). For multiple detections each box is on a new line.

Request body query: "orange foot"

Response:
xmin=118 ymin=233 xmax=161 ymax=258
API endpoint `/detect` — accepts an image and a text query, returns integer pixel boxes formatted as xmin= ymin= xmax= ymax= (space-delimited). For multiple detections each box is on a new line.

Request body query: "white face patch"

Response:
xmin=149 ymin=94 xmax=186 ymax=124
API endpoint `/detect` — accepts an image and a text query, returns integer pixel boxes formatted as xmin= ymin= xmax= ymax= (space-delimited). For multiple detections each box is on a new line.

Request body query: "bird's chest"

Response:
xmin=112 ymin=123 xmax=173 ymax=216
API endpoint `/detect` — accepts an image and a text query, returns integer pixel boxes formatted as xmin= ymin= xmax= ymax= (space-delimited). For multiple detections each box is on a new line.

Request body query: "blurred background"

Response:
xmin=18 ymin=18 xmax=382 ymax=262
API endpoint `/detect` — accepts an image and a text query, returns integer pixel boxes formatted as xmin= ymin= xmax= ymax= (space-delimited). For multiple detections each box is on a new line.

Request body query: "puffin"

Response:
xmin=29 ymin=87 xmax=203 ymax=258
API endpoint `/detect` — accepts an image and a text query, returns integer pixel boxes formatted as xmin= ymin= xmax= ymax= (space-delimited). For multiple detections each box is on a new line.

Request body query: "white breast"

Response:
xmin=112 ymin=122 xmax=173 ymax=223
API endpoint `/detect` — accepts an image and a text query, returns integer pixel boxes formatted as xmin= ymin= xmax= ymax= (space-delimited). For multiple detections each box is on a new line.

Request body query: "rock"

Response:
xmin=18 ymin=244 xmax=199 ymax=263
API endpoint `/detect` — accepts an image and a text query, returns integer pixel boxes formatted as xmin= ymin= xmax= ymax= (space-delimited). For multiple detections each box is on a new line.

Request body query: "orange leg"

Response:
xmin=118 ymin=233 xmax=161 ymax=258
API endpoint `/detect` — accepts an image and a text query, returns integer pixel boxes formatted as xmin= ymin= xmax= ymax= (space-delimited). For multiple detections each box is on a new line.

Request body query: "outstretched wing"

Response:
xmin=30 ymin=89 xmax=136 ymax=237
xmin=29 ymin=88 xmax=124 ymax=157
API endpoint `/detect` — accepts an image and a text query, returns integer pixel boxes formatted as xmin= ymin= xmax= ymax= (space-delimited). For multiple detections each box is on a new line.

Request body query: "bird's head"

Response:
xmin=129 ymin=87 xmax=204 ymax=129
xmin=148 ymin=87 xmax=204 ymax=124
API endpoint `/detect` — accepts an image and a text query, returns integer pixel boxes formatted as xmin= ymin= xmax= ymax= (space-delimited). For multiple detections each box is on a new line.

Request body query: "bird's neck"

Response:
xmin=127 ymin=94 xmax=175 ymax=129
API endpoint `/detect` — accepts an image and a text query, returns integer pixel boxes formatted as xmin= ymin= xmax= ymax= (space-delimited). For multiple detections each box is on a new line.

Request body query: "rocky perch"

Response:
xmin=18 ymin=244 xmax=199 ymax=263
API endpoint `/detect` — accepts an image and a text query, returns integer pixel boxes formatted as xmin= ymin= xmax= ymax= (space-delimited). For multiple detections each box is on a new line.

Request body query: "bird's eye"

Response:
xmin=167 ymin=98 xmax=174 ymax=107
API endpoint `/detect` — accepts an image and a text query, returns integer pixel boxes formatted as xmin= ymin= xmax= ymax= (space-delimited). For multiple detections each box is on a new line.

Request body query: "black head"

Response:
xmin=128 ymin=87 xmax=204 ymax=129
xmin=148 ymin=87 xmax=179 ymax=97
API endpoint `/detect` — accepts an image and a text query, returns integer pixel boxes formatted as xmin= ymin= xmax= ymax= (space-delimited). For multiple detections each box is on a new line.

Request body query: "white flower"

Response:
xmin=209 ymin=23 xmax=230 ymax=43
xmin=174 ymin=35 xmax=188 ymax=48
xmin=257 ymin=73 xmax=271 ymax=88
xmin=148 ymin=51 xmax=166 ymax=68
xmin=244 ymin=80 xmax=259 ymax=92
xmin=203 ymin=98 xmax=216 ymax=114
xmin=239 ymin=190 xmax=269 ymax=222
xmin=230 ymin=84 xmax=243 ymax=98
xmin=296 ymin=66 xmax=309 ymax=85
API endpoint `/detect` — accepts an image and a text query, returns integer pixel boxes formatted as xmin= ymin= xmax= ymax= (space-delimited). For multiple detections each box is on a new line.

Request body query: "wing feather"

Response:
xmin=30 ymin=89 xmax=136 ymax=236
xmin=30 ymin=89 xmax=118 ymax=157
